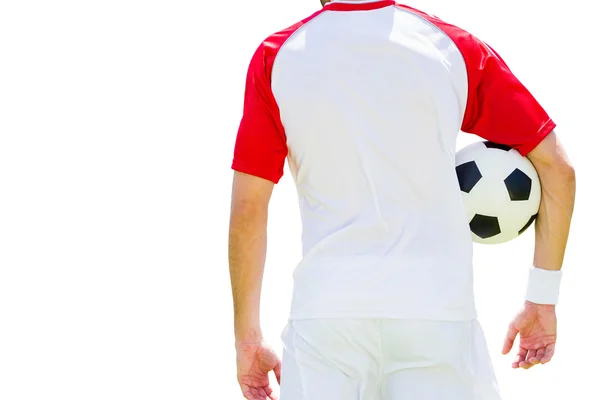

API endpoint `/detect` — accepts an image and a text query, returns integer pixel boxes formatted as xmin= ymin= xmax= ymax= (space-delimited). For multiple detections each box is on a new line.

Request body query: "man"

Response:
xmin=228 ymin=1 xmax=576 ymax=399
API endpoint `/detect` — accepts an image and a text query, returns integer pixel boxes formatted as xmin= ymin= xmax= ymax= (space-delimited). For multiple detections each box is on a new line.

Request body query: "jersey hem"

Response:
xmin=287 ymin=310 xmax=478 ymax=322
xmin=517 ymin=118 xmax=557 ymax=156
xmin=231 ymin=160 xmax=282 ymax=184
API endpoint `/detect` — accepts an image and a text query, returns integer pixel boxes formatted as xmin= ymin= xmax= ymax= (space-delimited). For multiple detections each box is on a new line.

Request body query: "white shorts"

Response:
xmin=280 ymin=319 xmax=501 ymax=400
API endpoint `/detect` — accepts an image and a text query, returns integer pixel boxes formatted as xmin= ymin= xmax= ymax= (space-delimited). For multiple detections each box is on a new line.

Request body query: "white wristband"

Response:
xmin=525 ymin=266 xmax=563 ymax=305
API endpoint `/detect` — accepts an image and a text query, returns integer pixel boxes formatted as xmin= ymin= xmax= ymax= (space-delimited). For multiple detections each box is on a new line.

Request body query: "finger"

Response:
xmin=525 ymin=347 xmax=538 ymax=364
xmin=519 ymin=360 xmax=534 ymax=369
xmin=240 ymin=384 xmax=251 ymax=400
xmin=257 ymin=387 xmax=269 ymax=399
xmin=540 ymin=343 xmax=556 ymax=364
xmin=528 ymin=347 xmax=545 ymax=365
xmin=262 ymin=384 xmax=280 ymax=400
xmin=512 ymin=346 xmax=528 ymax=368
xmin=517 ymin=349 xmax=533 ymax=369
xmin=502 ymin=324 xmax=519 ymax=355
xmin=241 ymin=390 xmax=251 ymax=400
xmin=267 ymin=386 xmax=279 ymax=400
xmin=242 ymin=385 xmax=266 ymax=400
xmin=519 ymin=347 xmax=538 ymax=369
xmin=258 ymin=386 xmax=278 ymax=400
xmin=274 ymin=361 xmax=282 ymax=385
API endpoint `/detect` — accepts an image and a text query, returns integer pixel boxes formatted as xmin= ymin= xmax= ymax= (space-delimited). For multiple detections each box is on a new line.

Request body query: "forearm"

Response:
xmin=228 ymin=205 xmax=268 ymax=343
xmin=532 ymin=163 xmax=576 ymax=271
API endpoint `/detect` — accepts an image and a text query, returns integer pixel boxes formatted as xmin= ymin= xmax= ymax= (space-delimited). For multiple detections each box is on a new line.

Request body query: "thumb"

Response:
xmin=258 ymin=347 xmax=280 ymax=372
xmin=502 ymin=323 xmax=518 ymax=355
xmin=274 ymin=360 xmax=282 ymax=385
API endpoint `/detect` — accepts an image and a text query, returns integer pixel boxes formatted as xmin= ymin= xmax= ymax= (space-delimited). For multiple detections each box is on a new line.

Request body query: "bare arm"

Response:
xmin=502 ymin=131 xmax=575 ymax=366
xmin=527 ymin=131 xmax=576 ymax=272
xmin=228 ymin=171 xmax=274 ymax=344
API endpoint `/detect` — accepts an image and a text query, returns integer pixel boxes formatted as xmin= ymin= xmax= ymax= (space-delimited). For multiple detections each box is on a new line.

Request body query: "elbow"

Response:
xmin=563 ymin=162 xmax=576 ymax=185
xmin=555 ymin=157 xmax=576 ymax=185
xmin=530 ymin=147 xmax=575 ymax=182
xmin=560 ymin=163 xmax=576 ymax=198
xmin=526 ymin=131 xmax=575 ymax=192
xmin=535 ymin=156 xmax=576 ymax=194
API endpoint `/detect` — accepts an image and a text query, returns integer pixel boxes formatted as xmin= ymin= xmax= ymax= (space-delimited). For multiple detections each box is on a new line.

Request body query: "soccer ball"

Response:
xmin=455 ymin=141 xmax=541 ymax=244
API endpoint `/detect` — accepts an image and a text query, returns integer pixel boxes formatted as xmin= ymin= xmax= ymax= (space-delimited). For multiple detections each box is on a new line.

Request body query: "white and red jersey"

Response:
xmin=232 ymin=0 xmax=555 ymax=321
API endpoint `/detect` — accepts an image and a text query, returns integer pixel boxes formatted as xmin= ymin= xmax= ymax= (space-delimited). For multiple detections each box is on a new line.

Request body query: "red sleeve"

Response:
xmin=397 ymin=4 xmax=556 ymax=156
xmin=231 ymin=43 xmax=288 ymax=184
xmin=459 ymin=39 xmax=556 ymax=156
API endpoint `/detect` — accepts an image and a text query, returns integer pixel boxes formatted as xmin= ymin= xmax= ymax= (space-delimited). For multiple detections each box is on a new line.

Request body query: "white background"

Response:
xmin=0 ymin=0 xmax=596 ymax=399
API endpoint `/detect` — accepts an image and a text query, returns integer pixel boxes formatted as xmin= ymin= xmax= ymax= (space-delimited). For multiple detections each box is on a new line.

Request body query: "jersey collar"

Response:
xmin=324 ymin=0 xmax=395 ymax=12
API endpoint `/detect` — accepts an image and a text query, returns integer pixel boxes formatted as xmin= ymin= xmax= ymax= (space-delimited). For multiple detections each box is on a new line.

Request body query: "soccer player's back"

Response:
xmin=234 ymin=1 xmax=551 ymax=321
xmin=268 ymin=2 xmax=477 ymax=321
xmin=229 ymin=2 xmax=573 ymax=399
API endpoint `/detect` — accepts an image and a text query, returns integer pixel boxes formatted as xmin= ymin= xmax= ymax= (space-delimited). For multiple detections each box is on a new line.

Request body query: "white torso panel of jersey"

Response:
xmin=271 ymin=6 xmax=475 ymax=320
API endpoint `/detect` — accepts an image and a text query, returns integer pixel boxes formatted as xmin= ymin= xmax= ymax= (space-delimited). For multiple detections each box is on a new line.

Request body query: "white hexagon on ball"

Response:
xmin=455 ymin=141 xmax=541 ymax=244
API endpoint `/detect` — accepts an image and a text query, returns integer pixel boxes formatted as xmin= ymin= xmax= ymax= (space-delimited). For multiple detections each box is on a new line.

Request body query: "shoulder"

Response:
xmin=394 ymin=3 xmax=487 ymax=61
xmin=249 ymin=8 xmax=327 ymax=75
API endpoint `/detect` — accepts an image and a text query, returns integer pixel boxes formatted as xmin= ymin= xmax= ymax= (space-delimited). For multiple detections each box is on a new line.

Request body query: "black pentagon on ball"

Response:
xmin=484 ymin=141 xmax=512 ymax=151
xmin=504 ymin=168 xmax=532 ymax=201
xmin=470 ymin=214 xmax=501 ymax=239
xmin=518 ymin=214 xmax=538 ymax=235
xmin=456 ymin=161 xmax=482 ymax=193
